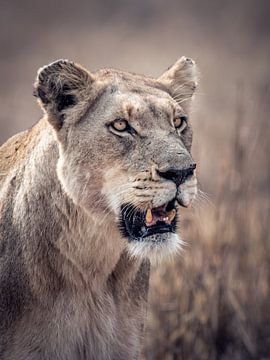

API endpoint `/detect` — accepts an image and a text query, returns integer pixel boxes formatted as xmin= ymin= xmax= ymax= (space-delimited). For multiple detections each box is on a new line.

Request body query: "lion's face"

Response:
xmin=34 ymin=57 xmax=198 ymax=260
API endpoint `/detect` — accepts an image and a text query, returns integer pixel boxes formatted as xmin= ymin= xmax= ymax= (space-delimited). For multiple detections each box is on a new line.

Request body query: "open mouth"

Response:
xmin=120 ymin=199 xmax=178 ymax=242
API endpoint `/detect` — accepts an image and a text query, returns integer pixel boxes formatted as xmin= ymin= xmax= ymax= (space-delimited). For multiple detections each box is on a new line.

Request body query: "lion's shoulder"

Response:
xmin=0 ymin=119 xmax=47 ymax=184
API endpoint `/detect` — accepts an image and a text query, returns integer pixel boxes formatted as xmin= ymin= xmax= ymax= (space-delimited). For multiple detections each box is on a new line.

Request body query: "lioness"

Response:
xmin=0 ymin=57 xmax=198 ymax=359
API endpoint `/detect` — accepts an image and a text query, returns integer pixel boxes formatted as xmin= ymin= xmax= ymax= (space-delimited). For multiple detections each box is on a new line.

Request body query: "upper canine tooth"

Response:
xmin=146 ymin=208 xmax=153 ymax=224
xmin=167 ymin=209 xmax=176 ymax=222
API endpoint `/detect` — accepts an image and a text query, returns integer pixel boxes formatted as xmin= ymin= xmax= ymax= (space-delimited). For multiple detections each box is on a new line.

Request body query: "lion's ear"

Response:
xmin=34 ymin=59 xmax=94 ymax=129
xmin=158 ymin=56 xmax=199 ymax=112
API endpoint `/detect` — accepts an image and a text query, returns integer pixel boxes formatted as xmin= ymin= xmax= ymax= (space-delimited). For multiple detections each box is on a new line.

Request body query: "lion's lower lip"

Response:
xmin=119 ymin=199 xmax=178 ymax=242
xmin=141 ymin=223 xmax=174 ymax=238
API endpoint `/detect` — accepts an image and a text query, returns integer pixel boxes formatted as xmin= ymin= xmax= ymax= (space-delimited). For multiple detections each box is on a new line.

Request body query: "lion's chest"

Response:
xmin=6 ymin=288 xmax=143 ymax=360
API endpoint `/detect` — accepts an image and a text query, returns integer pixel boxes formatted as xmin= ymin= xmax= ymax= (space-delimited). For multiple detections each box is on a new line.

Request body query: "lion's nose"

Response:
xmin=157 ymin=163 xmax=196 ymax=186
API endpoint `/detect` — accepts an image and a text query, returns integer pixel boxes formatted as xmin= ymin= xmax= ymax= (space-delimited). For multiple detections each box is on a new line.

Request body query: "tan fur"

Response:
xmin=0 ymin=57 xmax=198 ymax=359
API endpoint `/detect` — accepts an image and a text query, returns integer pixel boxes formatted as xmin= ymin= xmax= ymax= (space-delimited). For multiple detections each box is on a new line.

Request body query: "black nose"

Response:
xmin=157 ymin=163 xmax=196 ymax=186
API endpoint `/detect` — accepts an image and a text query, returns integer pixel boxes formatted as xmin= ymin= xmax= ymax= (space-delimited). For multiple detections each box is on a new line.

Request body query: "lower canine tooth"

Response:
xmin=168 ymin=209 xmax=176 ymax=222
xmin=146 ymin=208 xmax=153 ymax=223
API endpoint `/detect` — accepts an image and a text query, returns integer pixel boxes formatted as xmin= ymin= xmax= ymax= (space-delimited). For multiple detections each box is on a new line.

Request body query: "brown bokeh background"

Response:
xmin=1 ymin=1 xmax=270 ymax=358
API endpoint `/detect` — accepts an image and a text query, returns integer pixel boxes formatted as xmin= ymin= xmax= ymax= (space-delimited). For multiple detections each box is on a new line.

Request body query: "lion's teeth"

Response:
xmin=146 ymin=208 xmax=153 ymax=224
xmin=167 ymin=209 xmax=176 ymax=222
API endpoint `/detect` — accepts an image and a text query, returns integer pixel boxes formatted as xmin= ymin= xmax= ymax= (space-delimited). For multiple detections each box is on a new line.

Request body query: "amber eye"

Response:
xmin=111 ymin=119 xmax=128 ymax=132
xmin=173 ymin=116 xmax=187 ymax=130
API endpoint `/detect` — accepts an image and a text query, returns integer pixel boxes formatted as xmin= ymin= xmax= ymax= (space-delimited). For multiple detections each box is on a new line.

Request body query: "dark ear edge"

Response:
xmin=34 ymin=59 xmax=94 ymax=128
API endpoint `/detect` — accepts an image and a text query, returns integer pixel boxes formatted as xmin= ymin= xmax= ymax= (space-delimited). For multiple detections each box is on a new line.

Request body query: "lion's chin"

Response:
xmin=126 ymin=233 xmax=183 ymax=264
xmin=118 ymin=200 xmax=184 ymax=262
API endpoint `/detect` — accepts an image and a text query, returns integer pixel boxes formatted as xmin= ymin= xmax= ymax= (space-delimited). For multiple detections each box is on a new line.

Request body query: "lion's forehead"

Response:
xmin=90 ymin=69 xmax=182 ymax=125
xmin=96 ymin=68 xmax=171 ymax=98
xmin=96 ymin=90 xmax=180 ymax=132
xmin=110 ymin=92 xmax=175 ymax=119
xmin=96 ymin=67 xmax=162 ymax=87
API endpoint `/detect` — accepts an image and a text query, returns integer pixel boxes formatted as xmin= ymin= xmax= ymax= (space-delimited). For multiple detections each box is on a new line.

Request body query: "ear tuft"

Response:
xmin=34 ymin=59 xmax=94 ymax=129
xmin=159 ymin=56 xmax=199 ymax=112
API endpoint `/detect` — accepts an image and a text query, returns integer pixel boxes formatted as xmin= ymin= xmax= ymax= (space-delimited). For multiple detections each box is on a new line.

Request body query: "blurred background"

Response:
xmin=0 ymin=0 xmax=269 ymax=358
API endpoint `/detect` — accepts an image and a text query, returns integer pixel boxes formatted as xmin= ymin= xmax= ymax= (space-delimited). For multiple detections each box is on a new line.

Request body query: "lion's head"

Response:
xmin=34 ymin=57 xmax=198 ymax=261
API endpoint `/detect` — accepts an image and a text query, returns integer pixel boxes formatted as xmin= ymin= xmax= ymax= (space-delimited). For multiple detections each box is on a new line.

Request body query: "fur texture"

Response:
xmin=0 ymin=57 xmax=198 ymax=359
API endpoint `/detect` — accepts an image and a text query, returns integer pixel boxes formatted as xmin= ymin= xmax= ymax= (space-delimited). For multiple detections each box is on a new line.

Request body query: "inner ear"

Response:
xmin=35 ymin=85 xmax=78 ymax=112
xmin=56 ymin=92 xmax=77 ymax=112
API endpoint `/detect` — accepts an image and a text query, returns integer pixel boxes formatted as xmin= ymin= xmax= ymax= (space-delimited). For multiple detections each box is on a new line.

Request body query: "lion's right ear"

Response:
xmin=34 ymin=59 xmax=94 ymax=129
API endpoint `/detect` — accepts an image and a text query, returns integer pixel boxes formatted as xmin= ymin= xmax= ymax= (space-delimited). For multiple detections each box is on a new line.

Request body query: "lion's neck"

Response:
xmin=56 ymin=207 xmax=133 ymax=290
xmin=10 ymin=123 xmax=141 ymax=293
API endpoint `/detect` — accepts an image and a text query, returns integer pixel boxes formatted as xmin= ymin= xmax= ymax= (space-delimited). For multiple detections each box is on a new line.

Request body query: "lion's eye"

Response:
xmin=111 ymin=119 xmax=129 ymax=132
xmin=173 ymin=116 xmax=188 ymax=131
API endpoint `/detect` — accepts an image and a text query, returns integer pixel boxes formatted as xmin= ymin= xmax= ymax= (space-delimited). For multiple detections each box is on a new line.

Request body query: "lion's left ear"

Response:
xmin=158 ymin=56 xmax=199 ymax=112
xmin=34 ymin=59 xmax=95 ymax=129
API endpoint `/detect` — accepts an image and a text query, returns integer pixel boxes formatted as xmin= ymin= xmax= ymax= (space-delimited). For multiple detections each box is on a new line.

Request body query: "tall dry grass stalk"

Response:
xmin=143 ymin=84 xmax=270 ymax=359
